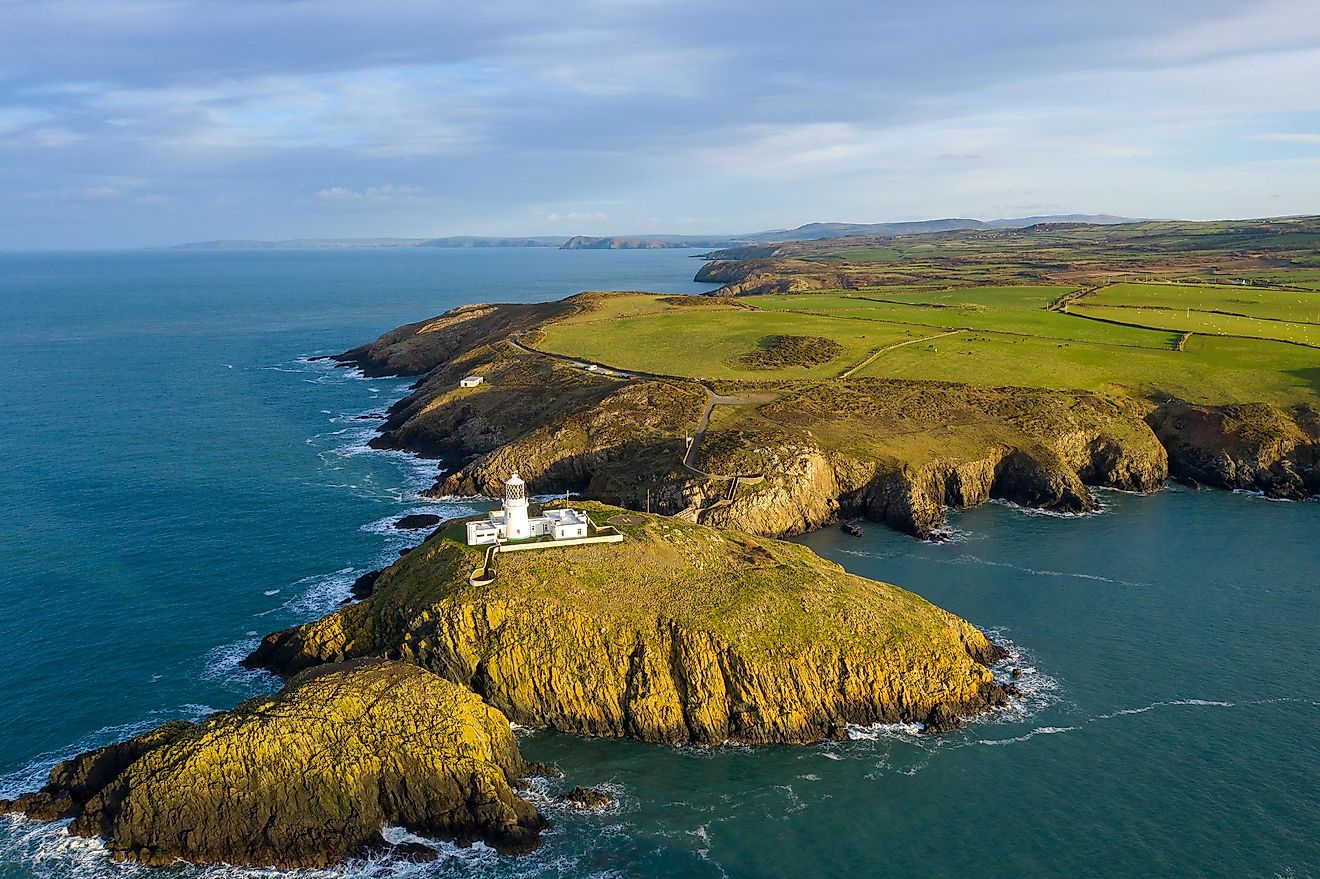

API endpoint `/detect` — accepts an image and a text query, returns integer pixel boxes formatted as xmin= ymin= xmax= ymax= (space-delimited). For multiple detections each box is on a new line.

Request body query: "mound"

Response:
xmin=1 ymin=661 xmax=544 ymax=868
xmin=245 ymin=505 xmax=1009 ymax=745
xmin=740 ymin=335 xmax=845 ymax=369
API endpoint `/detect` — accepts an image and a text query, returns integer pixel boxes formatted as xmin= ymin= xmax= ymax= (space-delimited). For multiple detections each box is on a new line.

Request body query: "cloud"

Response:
xmin=4 ymin=0 xmax=1320 ymax=246
xmin=1252 ymin=133 xmax=1320 ymax=144
xmin=545 ymin=210 xmax=608 ymax=223
xmin=21 ymin=185 xmax=126 ymax=203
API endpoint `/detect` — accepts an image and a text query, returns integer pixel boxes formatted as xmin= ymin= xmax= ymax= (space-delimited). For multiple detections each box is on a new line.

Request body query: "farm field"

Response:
xmin=534 ymin=294 xmax=921 ymax=381
xmin=1083 ymin=282 xmax=1320 ymax=323
xmin=531 ymin=284 xmax=1320 ymax=406
xmin=746 ymin=290 xmax=1181 ymax=349
xmin=1071 ymin=303 xmax=1320 ymax=347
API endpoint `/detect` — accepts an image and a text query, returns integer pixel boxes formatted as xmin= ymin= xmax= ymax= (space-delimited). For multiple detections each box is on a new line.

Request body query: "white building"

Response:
xmin=459 ymin=375 xmax=484 ymax=388
xmin=465 ymin=473 xmax=591 ymax=546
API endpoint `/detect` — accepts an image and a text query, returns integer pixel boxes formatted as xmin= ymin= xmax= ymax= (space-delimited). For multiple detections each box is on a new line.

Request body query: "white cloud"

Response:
xmin=309 ymin=184 xmax=429 ymax=207
xmin=1252 ymin=133 xmax=1320 ymax=144
xmin=545 ymin=210 xmax=608 ymax=222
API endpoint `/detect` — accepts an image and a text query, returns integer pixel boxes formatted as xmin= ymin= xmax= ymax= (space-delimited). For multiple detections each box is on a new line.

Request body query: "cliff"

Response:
xmin=1149 ymin=400 xmax=1319 ymax=498
xmin=1 ymin=661 xmax=544 ymax=868
xmin=245 ymin=506 xmax=1011 ymax=744
xmin=686 ymin=379 xmax=1169 ymax=538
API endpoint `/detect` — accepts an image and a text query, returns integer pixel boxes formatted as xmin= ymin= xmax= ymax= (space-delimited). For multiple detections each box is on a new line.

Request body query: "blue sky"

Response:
xmin=2 ymin=0 xmax=1319 ymax=248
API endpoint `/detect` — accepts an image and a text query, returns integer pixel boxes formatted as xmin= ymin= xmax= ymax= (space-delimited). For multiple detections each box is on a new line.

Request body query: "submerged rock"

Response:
xmin=246 ymin=504 xmax=1011 ymax=745
xmin=564 ymin=787 xmax=612 ymax=811
xmin=1 ymin=661 xmax=545 ymax=868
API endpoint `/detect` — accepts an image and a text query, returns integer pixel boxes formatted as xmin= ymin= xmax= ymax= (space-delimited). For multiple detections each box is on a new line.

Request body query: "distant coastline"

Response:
xmin=162 ymin=213 xmax=1139 ymax=251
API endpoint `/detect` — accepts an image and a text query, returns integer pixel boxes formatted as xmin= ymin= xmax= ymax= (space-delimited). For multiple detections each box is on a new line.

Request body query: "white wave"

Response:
xmin=989 ymin=497 xmax=1105 ymax=519
xmin=947 ymin=553 xmax=1148 ymax=588
xmin=973 ymin=725 xmax=1078 ymax=747
xmin=200 ymin=636 xmax=280 ymax=698
xmin=846 ymin=721 xmax=924 ymax=741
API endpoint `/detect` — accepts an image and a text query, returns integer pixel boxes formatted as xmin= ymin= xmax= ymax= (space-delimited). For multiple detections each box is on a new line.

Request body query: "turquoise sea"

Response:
xmin=0 ymin=249 xmax=1317 ymax=879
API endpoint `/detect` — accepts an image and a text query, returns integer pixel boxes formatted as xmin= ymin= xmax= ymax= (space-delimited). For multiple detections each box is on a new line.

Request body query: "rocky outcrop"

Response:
xmin=1149 ymin=401 xmax=1319 ymax=499
xmin=2 ymin=661 xmax=544 ymax=868
xmin=683 ymin=380 xmax=1168 ymax=538
xmin=694 ymin=259 xmax=841 ymax=296
xmin=245 ymin=506 xmax=1012 ymax=744
xmin=395 ymin=513 xmax=442 ymax=530
xmin=334 ymin=300 xmax=574 ymax=377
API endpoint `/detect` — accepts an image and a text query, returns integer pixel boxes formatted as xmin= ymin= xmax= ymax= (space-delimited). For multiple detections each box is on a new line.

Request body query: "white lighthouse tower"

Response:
xmin=502 ymin=472 xmax=531 ymax=540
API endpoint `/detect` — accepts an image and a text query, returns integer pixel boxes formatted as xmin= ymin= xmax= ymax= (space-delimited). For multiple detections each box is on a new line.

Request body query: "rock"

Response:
xmin=1011 ymin=667 xmax=1023 ymax=679
xmin=2 ymin=661 xmax=545 ymax=868
xmin=921 ymin=704 xmax=965 ymax=734
xmin=245 ymin=503 xmax=1011 ymax=745
xmin=564 ymin=787 xmax=612 ymax=811
xmin=1149 ymin=401 xmax=1319 ymax=499
xmin=840 ymin=522 xmax=863 ymax=537
xmin=394 ymin=513 xmax=442 ymax=530
xmin=397 ymin=546 xmax=414 ymax=557
xmin=337 ymin=569 xmax=383 ymax=604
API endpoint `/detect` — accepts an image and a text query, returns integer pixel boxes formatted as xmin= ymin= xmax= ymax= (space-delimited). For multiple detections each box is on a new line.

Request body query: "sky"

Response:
xmin=2 ymin=0 xmax=1320 ymax=248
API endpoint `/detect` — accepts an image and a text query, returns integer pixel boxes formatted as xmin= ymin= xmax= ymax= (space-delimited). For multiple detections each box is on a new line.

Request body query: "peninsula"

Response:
xmin=340 ymin=216 xmax=1318 ymax=539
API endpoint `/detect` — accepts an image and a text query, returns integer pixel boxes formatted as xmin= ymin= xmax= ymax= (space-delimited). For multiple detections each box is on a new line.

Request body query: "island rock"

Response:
xmin=1 ymin=661 xmax=544 ymax=868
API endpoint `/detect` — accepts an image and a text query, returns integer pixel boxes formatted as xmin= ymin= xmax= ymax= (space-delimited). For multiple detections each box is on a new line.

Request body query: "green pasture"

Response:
xmin=1085 ymin=282 xmax=1320 ymax=322
xmin=1073 ymin=304 xmax=1320 ymax=347
xmin=850 ymin=329 xmax=1319 ymax=404
xmin=745 ymin=290 xmax=1182 ymax=349
xmin=535 ymin=294 xmax=919 ymax=381
xmin=531 ymin=287 xmax=1319 ymax=406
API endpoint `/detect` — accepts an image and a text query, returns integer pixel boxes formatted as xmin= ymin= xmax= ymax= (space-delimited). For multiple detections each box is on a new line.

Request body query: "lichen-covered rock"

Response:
xmin=1 ymin=661 xmax=544 ymax=868
xmin=245 ymin=506 xmax=1010 ymax=745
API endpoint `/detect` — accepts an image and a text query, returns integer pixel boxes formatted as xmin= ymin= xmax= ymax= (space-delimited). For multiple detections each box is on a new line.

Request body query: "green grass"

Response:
xmin=850 ymin=328 xmax=1319 ymax=403
xmin=530 ymin=284 xmax=1319 ymax=406
xmin=536 ymin=293 xmax=921 ymax=380
xmin=1073 ymin=304 xmax=1320 ymax=347
xmin=745 ymin=289 xmax=1182 ymax=349
xmin=1085 ymin=282 xmax=1320 ymax=323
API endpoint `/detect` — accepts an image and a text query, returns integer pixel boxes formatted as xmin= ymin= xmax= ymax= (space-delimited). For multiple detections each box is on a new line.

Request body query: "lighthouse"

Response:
xmin=502 ymin=472 xmax=531 ymax=539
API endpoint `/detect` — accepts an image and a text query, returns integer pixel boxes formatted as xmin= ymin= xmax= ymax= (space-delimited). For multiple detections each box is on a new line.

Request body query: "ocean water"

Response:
xmin=0 ymin=249 xmax=1317 ymax=879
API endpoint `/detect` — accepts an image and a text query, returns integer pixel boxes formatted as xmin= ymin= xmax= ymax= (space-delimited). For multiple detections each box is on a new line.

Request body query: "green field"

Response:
xmin=1072 ymin=304 xmax=1320 ymax=347
xmin=532 ymin=278 xmax=1319 ymax=406
xmin=1084 ymin=282 xmax=1320 ymax=322
xmin=535 ymin=295 xmax=922 ymax=381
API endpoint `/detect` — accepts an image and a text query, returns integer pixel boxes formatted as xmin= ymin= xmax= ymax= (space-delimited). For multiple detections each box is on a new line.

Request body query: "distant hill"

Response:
xmin=740 ymin=215 xmax=1139 ymax=243
xmin=560 ymin=235 xmax=736 ymax=250
xmin=166 ymin=216 xmax=1142 ymax=251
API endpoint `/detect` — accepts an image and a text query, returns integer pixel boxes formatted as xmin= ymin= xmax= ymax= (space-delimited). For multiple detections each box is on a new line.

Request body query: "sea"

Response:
xmin=0 ymin=248 xmax=1316 ymax=879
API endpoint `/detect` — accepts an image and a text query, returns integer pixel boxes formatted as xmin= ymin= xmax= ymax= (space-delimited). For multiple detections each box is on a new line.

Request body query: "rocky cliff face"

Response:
xmin=684 ymin=380 xmax=1169 ymax=538
xmin=1 ymin=661 xmax=544 ymax=868
xmin=1149 ymin=401 xmax=1319 ymax=498
xmin=245 ymin=507 xmax=1011 ymax=744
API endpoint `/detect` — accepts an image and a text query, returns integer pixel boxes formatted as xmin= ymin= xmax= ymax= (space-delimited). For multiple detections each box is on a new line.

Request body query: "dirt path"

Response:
xmin=839 ymin=329 xmax=964 ymax=379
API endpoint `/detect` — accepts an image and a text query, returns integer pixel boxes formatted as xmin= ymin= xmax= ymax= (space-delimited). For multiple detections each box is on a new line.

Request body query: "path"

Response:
xmin=839 ymin=329 xmax=964 ymax=379
xmin=507 ymin=334 xmax=763 ymax=485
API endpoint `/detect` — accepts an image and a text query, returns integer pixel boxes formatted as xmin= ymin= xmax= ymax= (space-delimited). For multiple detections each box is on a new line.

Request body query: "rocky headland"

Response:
xmin=245 ymin=504 xmax=1012 ymax=744
xmin=334 ymin=296 xmax=1316 ymax=539
xmin=1 ymin=661 xmax=545 ymax=868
